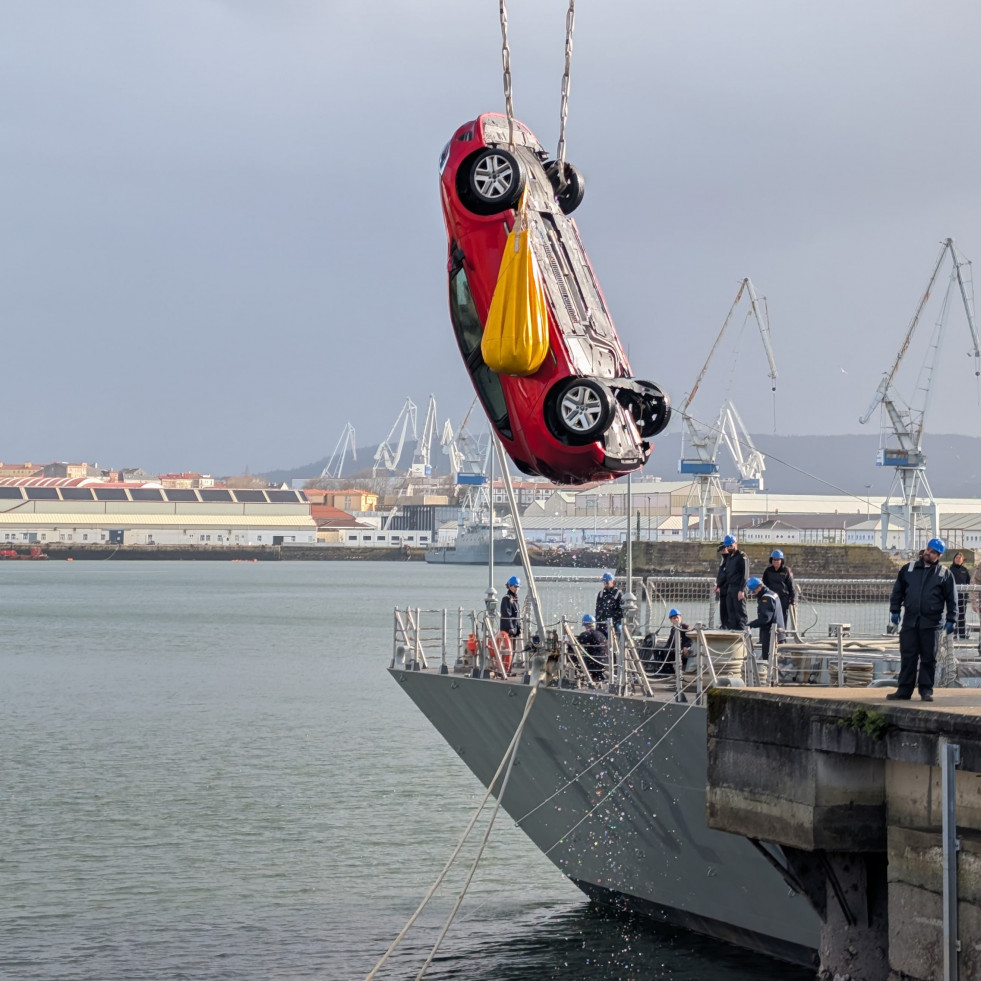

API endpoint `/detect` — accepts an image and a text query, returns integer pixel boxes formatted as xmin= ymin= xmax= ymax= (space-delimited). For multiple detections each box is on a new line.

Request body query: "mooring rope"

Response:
xmin=364 ymin=685 xmax=539 ymax=981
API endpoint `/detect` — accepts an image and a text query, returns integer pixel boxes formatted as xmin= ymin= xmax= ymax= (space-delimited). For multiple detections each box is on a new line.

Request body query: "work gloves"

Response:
xmin=890 ymin=613 xmax=900 ymax=626
xmin=945 ymin=621 xmax=955 ymax=635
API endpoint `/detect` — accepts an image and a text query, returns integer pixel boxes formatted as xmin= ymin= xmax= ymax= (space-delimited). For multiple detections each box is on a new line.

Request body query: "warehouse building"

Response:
xmin=0 ymin=478 xmax=316 ymax=546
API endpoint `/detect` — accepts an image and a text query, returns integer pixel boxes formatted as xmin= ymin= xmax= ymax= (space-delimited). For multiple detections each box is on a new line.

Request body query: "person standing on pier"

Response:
xmin=887 ymin=538 xmax=957 ymax=702
xmin=595 ymin=572 xmax=624 ymax=637
xmin=746 ymin=577 xmax=785 ymax=660
xmin=762 ymin=549 xmax=795 ymax=626
xmin=949 ymin=552 xmax=971 ymax=639
xmin=500 ymin=575 xmax=522 ymax=642
xmin=715 ymin=535 xmax=748 ymax=629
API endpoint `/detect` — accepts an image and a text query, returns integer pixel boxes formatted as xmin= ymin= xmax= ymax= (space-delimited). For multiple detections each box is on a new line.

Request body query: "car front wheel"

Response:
xmin=461 ymin=148 xmax=527 ymax=215
xmin=549 ymin=377 xmax=615 ymax=444
xmin=544 ymin=160 xmax=585 ymax=215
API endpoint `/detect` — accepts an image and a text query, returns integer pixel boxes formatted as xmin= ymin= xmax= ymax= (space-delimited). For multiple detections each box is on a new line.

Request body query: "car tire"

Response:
xmin=544 ymin=160 xmax=585 ymax=214
xmin=548 ymin=377 xmax=615 ymax=445
xmin=460 ymin=148 xmax=527 ymax=215
xmin=618 ymin=381 xmax=672 ymax=438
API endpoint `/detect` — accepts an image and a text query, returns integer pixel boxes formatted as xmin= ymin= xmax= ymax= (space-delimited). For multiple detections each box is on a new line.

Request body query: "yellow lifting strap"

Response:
xmin=480 ymin=194 xmax=550 ymax=377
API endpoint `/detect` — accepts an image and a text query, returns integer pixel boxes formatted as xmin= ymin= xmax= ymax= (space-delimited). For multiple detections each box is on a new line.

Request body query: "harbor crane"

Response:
xmin=440 ymin=397 xmax=488 ymax=486
xmin=409 ymin=395 xmax=438 ymax=478
xmin=678 ymin=278 xmax=777 ymax=541
xmin=859 ymin=237 xmax=981 ymax=551
xmin=372 ymin=397 xmax=418 ymax=477
xmin=320 ymin=422 xmax=356 ymax=479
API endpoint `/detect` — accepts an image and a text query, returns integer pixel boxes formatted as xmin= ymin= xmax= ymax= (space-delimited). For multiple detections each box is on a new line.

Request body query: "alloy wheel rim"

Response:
xmin=560 ymin=385 xmax=603 ymax=432
xmin=473 ymin=154 xmax=514 ymax=199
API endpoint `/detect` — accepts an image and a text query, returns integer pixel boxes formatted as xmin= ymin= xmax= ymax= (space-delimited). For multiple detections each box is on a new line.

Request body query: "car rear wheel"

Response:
xmin=618 ymin=381 xmax=672 ymax=438
xmin=544 ymin=160 xmax=585 ymax=214
xmin=549 ymin=377 xmax=615 ymax=444
xmin=462 ymin=148 xmax=527 ymax=215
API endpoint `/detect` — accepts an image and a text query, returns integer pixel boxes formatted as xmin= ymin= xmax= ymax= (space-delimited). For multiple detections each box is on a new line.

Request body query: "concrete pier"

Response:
xmin=706 ymin=688 xmax=981 ymax=981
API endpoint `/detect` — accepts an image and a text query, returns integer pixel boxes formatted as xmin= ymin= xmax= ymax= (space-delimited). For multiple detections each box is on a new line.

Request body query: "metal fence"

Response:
xmin=392 ymin=580 xmax=981 ymax=689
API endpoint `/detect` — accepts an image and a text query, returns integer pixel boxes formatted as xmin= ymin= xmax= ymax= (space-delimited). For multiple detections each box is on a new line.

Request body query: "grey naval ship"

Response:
xmin=424 ymin=520 xmax=520 ymax=565
xmin=391 ymin=662 xmax=820 ymax=966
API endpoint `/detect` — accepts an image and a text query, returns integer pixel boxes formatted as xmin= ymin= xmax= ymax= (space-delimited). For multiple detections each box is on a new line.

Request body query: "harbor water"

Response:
xmin=1 ymin=561 xmax=813 ymax=980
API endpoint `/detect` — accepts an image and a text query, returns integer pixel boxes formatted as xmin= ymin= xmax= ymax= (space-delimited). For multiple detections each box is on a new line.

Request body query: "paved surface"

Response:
xmin=752 ymin=685 xmax=981 ymax=715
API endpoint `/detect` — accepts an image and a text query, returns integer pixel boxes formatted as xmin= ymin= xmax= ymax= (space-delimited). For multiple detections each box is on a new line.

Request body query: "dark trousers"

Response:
xmin=758 ymin=624 xmax=775 ymax=660
xmin=896 ymin=625 xmax=940 ymax=696
xmin=725 ymin=590 xmax=747 ymax=630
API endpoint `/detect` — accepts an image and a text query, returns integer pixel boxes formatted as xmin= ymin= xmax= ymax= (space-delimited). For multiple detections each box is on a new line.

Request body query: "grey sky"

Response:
xmin=3 ymin=1 xmax=980 ymax=475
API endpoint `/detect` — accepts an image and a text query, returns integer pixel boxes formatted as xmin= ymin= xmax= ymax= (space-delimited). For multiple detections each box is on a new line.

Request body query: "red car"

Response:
xmin=439 ymin=113 xmax=670 ymax=485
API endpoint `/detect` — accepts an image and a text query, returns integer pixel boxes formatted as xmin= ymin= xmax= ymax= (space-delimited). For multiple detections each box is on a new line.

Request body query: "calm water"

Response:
xmin=0 ymin=561 xmax=812 ymax=981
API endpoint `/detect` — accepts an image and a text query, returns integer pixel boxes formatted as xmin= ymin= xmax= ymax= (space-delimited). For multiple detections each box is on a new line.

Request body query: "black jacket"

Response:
xmin=749 ymin=588 xmax=785 ymax=629
xmin=762 ymin=563 xmax=795 ymax=608
xmin=951 ymin=562 xmax=972 ymax=586
xmin=890 ymin=558 xmax=957 ymax=629
xmin=718 ymin=549 xmax=747 ymax=592
xmin=595 ymin=586 xmax=624 ymax=628
xmin=576 ymin=627 xmax=608 ymax=675
xmin=500 ymin=591 xmax=521 ymax=637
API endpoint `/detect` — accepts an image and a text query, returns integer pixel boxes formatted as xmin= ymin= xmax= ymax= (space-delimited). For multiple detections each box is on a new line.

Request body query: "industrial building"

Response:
xmin=0 ymin=478 xmax=316 ymax=546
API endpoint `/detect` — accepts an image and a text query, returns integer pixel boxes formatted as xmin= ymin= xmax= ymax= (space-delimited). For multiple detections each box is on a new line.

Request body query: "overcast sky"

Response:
xmin=3 ymin=1 xmax=980 ymax=476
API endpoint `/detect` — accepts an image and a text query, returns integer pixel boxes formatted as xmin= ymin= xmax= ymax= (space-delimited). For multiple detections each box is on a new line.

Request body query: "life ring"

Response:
xmin=493 ymin=630 xmax=513 ymax=674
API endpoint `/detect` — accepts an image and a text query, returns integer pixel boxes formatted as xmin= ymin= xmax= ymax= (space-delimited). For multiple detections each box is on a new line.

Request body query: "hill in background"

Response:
xmin=261 ymin=433 xmax=981 ymax=499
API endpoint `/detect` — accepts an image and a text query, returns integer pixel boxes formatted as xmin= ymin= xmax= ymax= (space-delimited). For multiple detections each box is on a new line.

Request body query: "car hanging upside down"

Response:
xmin=438 ymin=112 xmax=671 ymax=485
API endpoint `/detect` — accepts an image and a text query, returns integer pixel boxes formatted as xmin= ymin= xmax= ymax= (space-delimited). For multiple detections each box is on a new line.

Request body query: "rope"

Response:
xmin=413 ymin=686 xmax=539 ymax=979
xmin=364 ymin=685 xmax=539 ymax=981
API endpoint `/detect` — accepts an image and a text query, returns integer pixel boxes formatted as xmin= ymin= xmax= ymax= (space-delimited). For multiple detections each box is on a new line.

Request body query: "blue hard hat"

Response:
xmin=722 ymin=534 xmax=736 ymax=547
xmin=669 ymin=608 xmax=681 ymax=618
xmin=582 ymin=613 xmax=595 ymax=624
xmin=927 ymin=538 xmax=946 ymax=555
xmin=770 ymin=549 xmax=784 ymax=560
xmin=601 ymin=572 xmax=615 ymax=582
xmin=746 ymin=577 xmax=762 ymax=591
xmin=506 ymin=575 xmax=521 ymax=587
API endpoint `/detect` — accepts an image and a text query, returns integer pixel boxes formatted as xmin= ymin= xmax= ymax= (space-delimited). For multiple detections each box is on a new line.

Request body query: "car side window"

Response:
xmin=470 ymin=362 xmax=508 ymax=428
xmin=448 ymin=267 xmax=483 ymax=357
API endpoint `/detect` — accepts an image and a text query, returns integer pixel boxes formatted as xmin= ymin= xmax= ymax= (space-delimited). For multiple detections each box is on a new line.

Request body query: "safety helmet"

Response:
xmin=926 ymin=538 xmax=946 ymax=555
xmin=582 ymin=613 xmax=595 ymax=625
xmin=722 ymin=534 xmax=736 ymax=547
xmin=770 ymin=549 xmax=784 ymax=560
xmin=601 ymin=572 xmax=615 ymax=582
xmin=506 ymin=575 xmax=521 ymax=587
xmin=668 ymin=608 xmax=681 ymax=618
xmin=746 ymin=577 xmax=762 ymax=592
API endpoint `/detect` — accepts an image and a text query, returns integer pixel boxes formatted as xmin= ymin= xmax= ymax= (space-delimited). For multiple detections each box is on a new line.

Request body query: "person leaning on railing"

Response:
xmin=949 ymin=551 xmax=971 ymax=639
xmin=574 ymin=614 xmax=608 ymax=682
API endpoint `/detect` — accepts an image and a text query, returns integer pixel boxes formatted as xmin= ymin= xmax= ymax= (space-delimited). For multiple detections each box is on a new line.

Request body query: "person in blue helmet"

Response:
xmin=762 ymin=549 xmax=795 ymax=625
xmin=575 ymin=613 xmax=608 ymax=682
xmin=887 ymin=538 xmax=957 ymax=702
xmin=642 ymin=609 xmax=692 ymax=675
xmin=746 ymin=577 xmax=785 ymax=660
xmin=715 ymin=535 xmax=748 ymax=629
xmin=500 ymin=575 xmax=522 ymax=641
xmin=595 ymin=572 xmax=624 ymax=636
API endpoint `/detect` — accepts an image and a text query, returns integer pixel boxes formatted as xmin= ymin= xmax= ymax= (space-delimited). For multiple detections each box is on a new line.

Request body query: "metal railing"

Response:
xmin=392 ymin=581 xmax=981 ymax=699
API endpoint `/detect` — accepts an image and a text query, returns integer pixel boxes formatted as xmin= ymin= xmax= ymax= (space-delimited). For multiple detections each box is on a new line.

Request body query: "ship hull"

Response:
xmin=424 ymin=543 xmax=519 ymax=565
xmin=390 ymin=668 xmax=820 ymax=966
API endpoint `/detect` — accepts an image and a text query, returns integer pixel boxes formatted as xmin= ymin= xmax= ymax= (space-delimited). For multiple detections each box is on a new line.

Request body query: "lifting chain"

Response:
xmin=499 ymin=0 xmax=515 ymax=149
xmin=555 ymin=0 xmax=576 ymax=172
xmin=498 ymin=0 xmax=577 ymax=167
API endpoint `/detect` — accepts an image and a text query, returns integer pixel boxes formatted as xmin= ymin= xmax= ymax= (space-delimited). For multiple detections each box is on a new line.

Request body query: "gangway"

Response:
xmin=859 ymin=238 xmax=981 ymax=551
xmin=679 ymin=278 xmax=777 ymax=540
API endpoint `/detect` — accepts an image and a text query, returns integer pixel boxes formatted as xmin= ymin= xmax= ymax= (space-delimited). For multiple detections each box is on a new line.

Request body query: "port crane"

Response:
xmin=372 ymin=397 xmax=418 ymax=478
xmin=320 ymin=422 xmax=356 ymax=479
xmin=409 ymin=395 xmax=438 ymax=478
xmin=859 ymin=237 xmax=981 ymax=551
xmin=679 ymin=278 xmax=777 ymax=541
xmin=440 ymin=398 xmax=488 ymax=486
